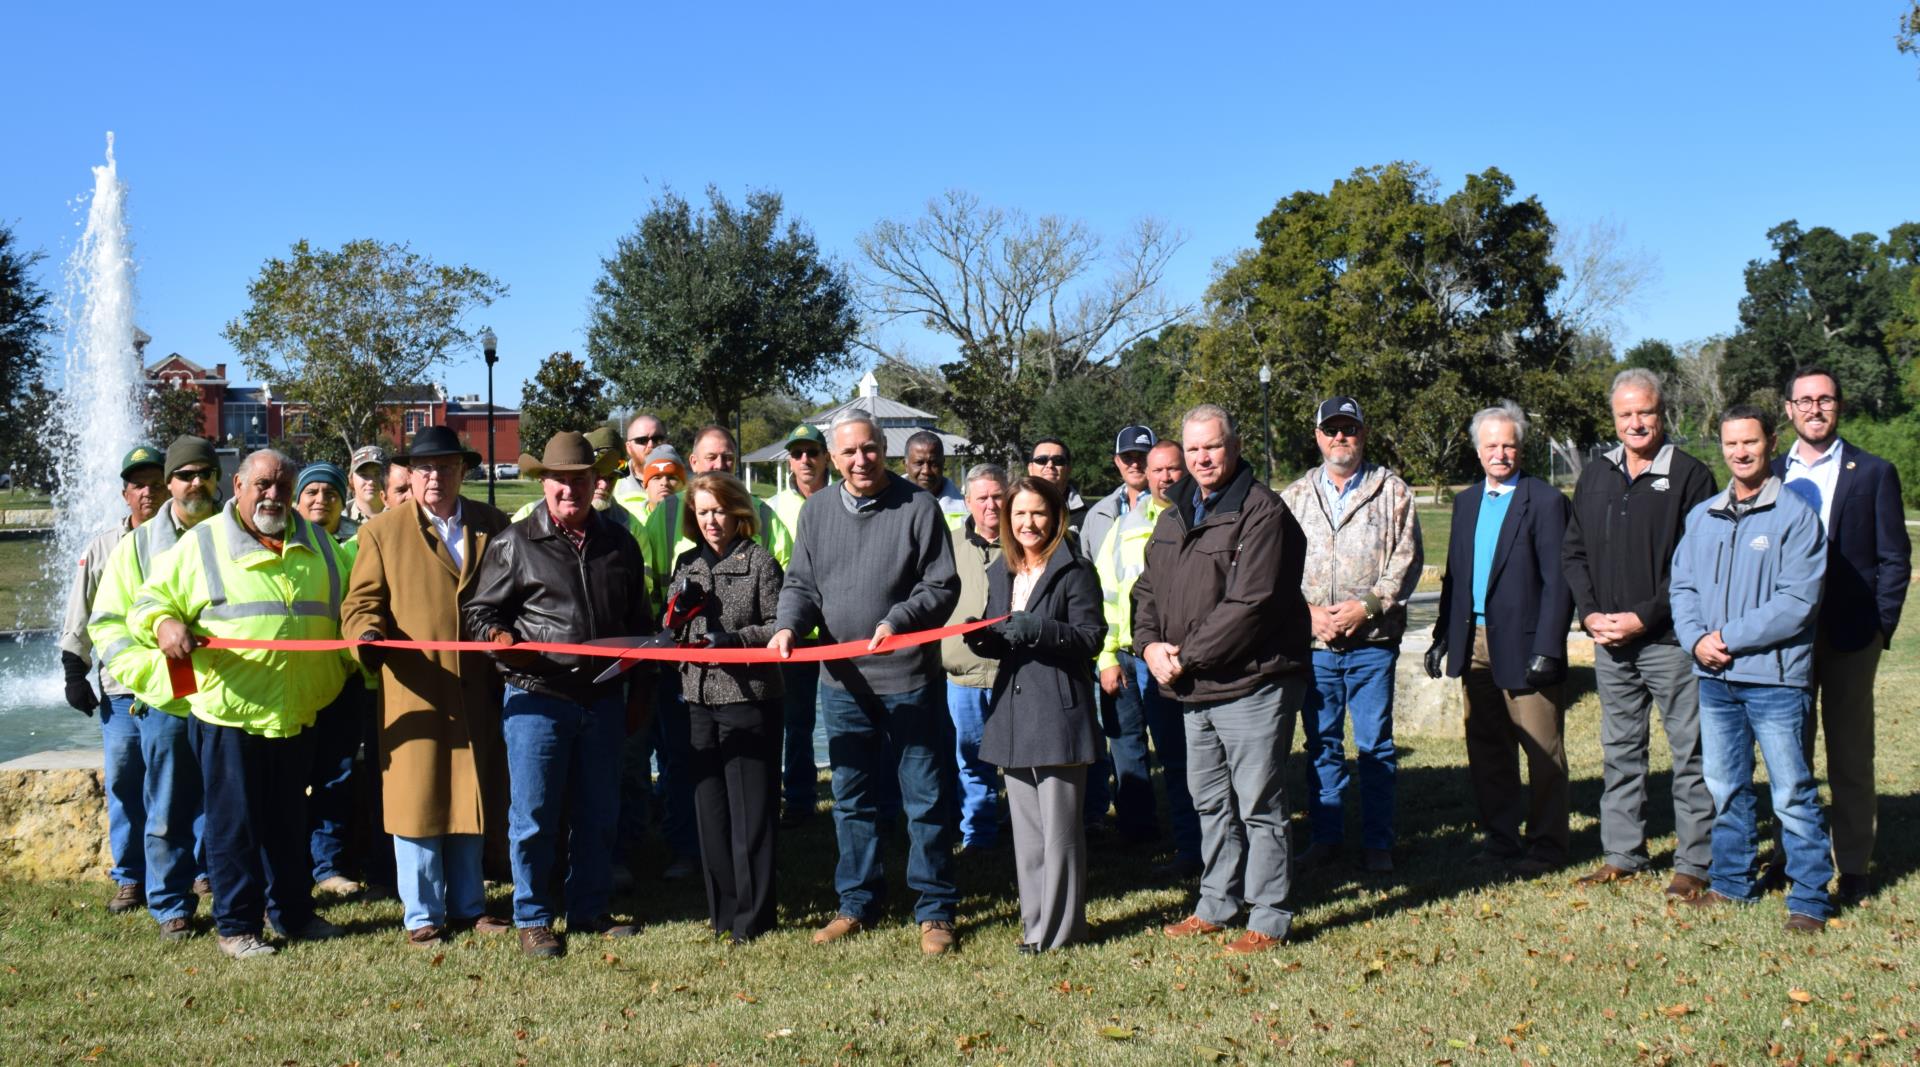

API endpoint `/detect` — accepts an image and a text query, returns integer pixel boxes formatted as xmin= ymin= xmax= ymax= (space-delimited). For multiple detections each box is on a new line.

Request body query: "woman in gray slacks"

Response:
xmin=966 ymin=477 xmax=1106 ymax=952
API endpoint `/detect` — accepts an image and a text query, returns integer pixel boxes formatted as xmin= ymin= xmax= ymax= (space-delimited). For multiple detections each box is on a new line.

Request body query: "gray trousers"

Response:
xmin=1184 ymin=677 xmax=1307 ymax=940
xmin=1005 ymin=765 xmax=1088 ymax=950
xmin=1593 ymin=640 xmax=1714 ymax=877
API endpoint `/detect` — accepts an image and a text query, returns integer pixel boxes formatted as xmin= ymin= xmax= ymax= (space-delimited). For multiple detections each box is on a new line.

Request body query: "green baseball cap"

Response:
xmin=781 ymin=423 xmax=826 ymax=450
xmin=120 ymin=444 xmax=164 ymax=480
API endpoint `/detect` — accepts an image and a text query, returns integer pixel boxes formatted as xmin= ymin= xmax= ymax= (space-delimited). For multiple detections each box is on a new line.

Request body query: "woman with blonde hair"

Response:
xmin=965 ymin=476 xmax=1106 ymax=952
xmin=669 ymin=471 xmax=785 ymax=942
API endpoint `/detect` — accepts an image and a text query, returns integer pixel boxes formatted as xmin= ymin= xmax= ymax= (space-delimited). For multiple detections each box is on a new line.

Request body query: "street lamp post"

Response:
xmin=481 ymin=328 xmax=498 ymax=507
xmin=1258 ymin=363 xmax=1272 ymax=484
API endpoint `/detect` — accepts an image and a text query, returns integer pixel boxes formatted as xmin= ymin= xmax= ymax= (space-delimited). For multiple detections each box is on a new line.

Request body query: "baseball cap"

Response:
xmin=349 ymin=444 xmax=389 ymax=474
xmin=1113 ymin=425 xmax=1156 ymax=455
xmin=781 ymin=423 xmax=826 ymax=450
xmin=1314 ymin=397 xmax=1365 ymax=428
xmin=120 ymin=444 xmax=164 ymax=480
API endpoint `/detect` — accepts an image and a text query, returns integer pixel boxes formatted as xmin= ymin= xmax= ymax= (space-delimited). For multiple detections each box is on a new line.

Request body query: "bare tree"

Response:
xmin=1549 ymin=218 xmax=1659 ymax=347
xmin=1669 ymin=335 xmax=1730 ymax=443
xmin=856 ymin=190 xmax=1192 ymax=385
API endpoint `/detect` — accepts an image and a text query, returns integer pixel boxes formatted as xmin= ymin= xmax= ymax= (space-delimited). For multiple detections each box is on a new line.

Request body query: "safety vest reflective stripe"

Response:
xmin=201 ymin=600 xmax=335 ymax=621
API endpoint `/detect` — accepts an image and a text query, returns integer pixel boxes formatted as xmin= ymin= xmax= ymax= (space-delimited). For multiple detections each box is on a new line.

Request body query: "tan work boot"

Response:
xmin=812 ymin=914 xmax=865 ymax=945
xmin=919 ymin=920 xmax=956 ymax=955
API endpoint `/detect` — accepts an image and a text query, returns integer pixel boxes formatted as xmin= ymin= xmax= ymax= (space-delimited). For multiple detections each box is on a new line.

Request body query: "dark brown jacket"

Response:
xmin=1131 ymin=462 xmax=1310 ymax=703
xmin=671 ymin=538 xmax=785 ymax=706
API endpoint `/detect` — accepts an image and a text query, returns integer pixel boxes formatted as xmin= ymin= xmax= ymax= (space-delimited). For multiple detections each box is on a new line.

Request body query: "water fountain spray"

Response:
xmin=46 ymin=133 xmax=147 ymax=617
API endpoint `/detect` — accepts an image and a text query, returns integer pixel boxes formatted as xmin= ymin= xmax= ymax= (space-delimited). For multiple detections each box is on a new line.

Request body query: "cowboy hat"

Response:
xmin=396 ymin=425 xmax=483 ymax=468
xmin=521 ymin=431 xmax=597 ymax=477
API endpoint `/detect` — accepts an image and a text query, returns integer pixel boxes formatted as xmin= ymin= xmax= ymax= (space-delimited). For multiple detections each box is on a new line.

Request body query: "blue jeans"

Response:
xmin=1304 ymin=645 xmax=1399 ymax=850
xmin=501 ymin=684 xmax=625 ymax=928
xmin=190 ymin=717 xmax=316 ymax=938
xmin=133 ymin=706 xmax=204 ymax=923
xmin=1698 ymin=678 xmax=1833 ymax=921
xmin=307 ymin=684 xmax=366 ymax=882
xmin=393 ymin=834 xmax=485 ymax=931
xmin=1114 ymin=651 xmax=1200 ymax=861
xmin=819 ymin=684 xmax=958 ymax=923
xmin=99 ymin=695 xmax=146 ymax=887
xmin=781 ymin=662 xmax=822 ymax=811
xmin=945 ymin=681 xmax=1000 ymax=848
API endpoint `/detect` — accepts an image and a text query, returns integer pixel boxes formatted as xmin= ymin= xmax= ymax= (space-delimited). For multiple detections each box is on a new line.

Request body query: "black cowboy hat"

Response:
xmin=396 ymin=425 xmax=483 ymax=468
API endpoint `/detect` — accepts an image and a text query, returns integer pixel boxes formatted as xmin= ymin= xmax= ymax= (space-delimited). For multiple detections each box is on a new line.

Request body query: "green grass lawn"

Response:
xmin=5 ymin=627 xmax=1918 ymax=1062
xmin=0 ymin=536 xmax=56 ymax=630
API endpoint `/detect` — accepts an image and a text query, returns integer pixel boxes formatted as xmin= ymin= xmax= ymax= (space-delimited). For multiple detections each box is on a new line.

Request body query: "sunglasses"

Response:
xmin=1317 ymin=424 xmax=1362 ymax=439
xmin=171 ymin=468 xmax=217 ymax=483
xmin=628 ymin=434 xmax=666 ymax=446
xmin=1029 ymin=455 xmax=1068 ymax=467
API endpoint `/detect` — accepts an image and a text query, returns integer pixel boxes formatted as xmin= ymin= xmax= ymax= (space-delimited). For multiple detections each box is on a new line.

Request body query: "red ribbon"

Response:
xmin=187 ymin=616 xmax=1005 ymax=666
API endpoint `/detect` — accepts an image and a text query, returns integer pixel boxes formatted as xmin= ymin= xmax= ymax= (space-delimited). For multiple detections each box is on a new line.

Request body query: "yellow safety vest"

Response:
xmin=89 ymin=506 xmax=197 ymax=715
xmin=1094 ymin=495 xmax=1165 ymax=672
xmin=127 ymin=502 xmax=351 ymax=737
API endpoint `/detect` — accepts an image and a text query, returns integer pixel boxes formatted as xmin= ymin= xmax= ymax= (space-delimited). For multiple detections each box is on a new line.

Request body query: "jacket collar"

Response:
xmin=706 ymin=536 xmax=756 ymax=573
xmin=1169 ymin=461 xmax=1255 ymax=531
xmin=1704 ymin=475 xmax=1783 ymax=518
xmin=1602 ymin=441 xmax=1676 ymax=478
xmin=218 ymin=500 xmax=323 ymax=564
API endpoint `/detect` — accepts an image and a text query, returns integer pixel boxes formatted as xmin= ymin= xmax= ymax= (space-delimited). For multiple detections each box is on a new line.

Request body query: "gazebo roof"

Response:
xmin=743 ymin=371 xmax=972 ymax=462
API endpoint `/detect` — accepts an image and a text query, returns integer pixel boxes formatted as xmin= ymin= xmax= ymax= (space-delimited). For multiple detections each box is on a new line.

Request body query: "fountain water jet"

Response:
xmin=48 ymin=132 xmax=146 ymax=601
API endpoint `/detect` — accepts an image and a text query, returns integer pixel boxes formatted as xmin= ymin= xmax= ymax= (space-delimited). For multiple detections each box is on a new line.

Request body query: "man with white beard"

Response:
xmin=130 ymin=448 xmax=354 ymax=960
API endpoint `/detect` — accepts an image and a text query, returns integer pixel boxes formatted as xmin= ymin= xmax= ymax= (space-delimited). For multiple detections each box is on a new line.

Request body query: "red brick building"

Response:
xmin=143 ymin=353 xmax=519 ymax=462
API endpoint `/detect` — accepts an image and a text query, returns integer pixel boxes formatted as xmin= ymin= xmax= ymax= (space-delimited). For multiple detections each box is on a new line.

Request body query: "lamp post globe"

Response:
xmin=480 ymin=328 xmax=499 ymax=506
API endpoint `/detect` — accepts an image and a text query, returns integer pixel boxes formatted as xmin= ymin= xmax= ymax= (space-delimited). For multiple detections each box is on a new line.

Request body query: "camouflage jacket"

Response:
xmin=1278 ymin=463 xmax=1422 ymax=649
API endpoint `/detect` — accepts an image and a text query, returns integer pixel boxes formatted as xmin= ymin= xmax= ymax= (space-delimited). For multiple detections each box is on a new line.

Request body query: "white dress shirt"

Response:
xmin=1782 ymin=437 xmax=1843 ymax=531
xmin=426 ymin=501 xmax=466 ymax=571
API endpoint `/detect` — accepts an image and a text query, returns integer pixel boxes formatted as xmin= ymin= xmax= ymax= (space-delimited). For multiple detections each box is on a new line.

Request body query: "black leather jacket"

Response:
xmin=463 ymin=502 xmax=654 ymax=705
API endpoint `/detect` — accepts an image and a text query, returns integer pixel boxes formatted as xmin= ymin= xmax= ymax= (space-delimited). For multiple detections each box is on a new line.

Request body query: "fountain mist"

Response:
xmin=49 ymin=132 xmax=146 ymax=602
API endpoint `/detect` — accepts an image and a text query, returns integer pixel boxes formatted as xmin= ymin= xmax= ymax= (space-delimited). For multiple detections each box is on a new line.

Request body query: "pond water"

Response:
xmin=0 ymin=633 xmax=98 ymax=764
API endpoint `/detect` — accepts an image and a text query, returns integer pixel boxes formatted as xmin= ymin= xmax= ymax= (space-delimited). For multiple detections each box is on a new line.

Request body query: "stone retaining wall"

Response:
xmin=0 ymin=749 xmax=112 ymax=880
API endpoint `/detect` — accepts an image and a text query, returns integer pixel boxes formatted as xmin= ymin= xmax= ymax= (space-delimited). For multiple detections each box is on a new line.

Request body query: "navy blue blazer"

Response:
xmin=1433 ymin=472 xmax=1574 ymax=691
xmin=1770 ymin=441 xmax=1911 ymax=651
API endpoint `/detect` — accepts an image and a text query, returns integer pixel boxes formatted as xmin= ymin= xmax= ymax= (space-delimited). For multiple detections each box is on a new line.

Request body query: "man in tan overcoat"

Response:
xmin=342 ymin=425 xmax=512 ymax=946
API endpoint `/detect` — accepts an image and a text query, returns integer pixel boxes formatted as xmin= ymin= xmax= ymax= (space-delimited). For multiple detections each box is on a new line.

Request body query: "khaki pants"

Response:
xmin=1463 ymin=628 xmax=1569 ymax=860
xmin=1810 ymin=633 xmax=1883 ymax=876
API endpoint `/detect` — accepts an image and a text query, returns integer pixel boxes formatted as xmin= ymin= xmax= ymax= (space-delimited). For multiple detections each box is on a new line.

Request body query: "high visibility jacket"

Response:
xmin=1094 ymin=495 xmax=1165 ymax=672
xmin=610 ymin=473 xmax=649 ymax=520
xmin=645 ymin=491 xmax=791 ymax=609
xmin=127 ymin=502 xmax=351 ymax=737
xmin=88 ymin=507 xmax=198 ymax=715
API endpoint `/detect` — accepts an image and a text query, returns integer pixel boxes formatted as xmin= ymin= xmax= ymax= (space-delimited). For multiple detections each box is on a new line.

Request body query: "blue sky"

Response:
xmin=5 ymin=1 xmax=1915 ymax=403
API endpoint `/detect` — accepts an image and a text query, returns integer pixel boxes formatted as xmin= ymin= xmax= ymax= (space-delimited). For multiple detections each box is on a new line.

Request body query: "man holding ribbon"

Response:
xmin=343 ymin=425 xmax=513 ymax=947
xmin=464 ymin=431 xmax=654 ymax=959
xmin=130 ymin=448 xmax=353 ymax=960
xmin=770 ymin=412 xmax=962 ymax=955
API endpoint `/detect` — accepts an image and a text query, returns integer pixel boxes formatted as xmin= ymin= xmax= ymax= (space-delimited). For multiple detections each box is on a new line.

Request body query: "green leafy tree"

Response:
xmin=1183 ymin=163 xmax=1588 ymax=480
xmin=223 ymin=239 xmax=506 ymax=456
xmin=1622 ymin=338 xmax=1678 ymax=377
xmin=1723 ymin=221 xmax=1914 ymax=415
xmin=588 ymin=186 xmax=859 ymax=426
xmin=519 ymin=351 xmax=609 ymax=454
xmin=0 ymin=225 xmax=55 ymax=487
xmin=144 ymin=382 xmax=206 ymax=445
xmin=1901 ymin=1 xmax=1920 ymax=65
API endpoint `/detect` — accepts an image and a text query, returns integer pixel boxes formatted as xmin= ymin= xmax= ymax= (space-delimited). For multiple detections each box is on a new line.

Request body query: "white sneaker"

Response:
xmin=314 ymin=875 xmax=362 ymax=897
xmin=217 ymin=933 xmax=277 ymax=960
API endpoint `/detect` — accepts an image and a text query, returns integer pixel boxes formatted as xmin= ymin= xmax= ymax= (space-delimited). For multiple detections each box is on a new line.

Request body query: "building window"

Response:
xmin=403 ymin=410 xmax=427 ymax=436
xmin=222 ymin=402 xmax=268 ymax=448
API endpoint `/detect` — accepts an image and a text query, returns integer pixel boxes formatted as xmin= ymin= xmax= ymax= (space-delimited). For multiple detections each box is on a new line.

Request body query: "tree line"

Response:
xmin=2 ymin=172 xmax=1915 ymax=503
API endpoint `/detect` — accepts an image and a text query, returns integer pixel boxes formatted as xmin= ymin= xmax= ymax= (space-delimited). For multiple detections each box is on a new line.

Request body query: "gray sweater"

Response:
xmin=775 ymin=473 xmax=960 ymax=695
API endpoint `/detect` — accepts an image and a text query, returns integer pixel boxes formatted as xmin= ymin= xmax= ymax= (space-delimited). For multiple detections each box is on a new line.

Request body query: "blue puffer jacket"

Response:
xmin=1669 ymin=477 xmax=1826 ymax=686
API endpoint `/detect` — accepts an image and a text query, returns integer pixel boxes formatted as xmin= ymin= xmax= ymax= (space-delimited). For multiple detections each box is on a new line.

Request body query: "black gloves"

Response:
xmin=996 ymin=612 xmax=1044 ymax=648
xmin=1525 ymin=655 xmax=1566 ymax=689
xmin=61 ymin=652 xmax=98 ymax=716
xmin=703 ymin=630 xmax=743 ymax=650
xmin=357 ymin=631 xmax=385 ymax=673
xmin=1423 ymin=641 xmax=1446 ymax=680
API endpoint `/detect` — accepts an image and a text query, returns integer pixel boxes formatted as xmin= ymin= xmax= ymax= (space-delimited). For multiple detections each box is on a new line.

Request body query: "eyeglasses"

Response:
xmin=1317 ymin=424 xmax=1362 ymax=439
xmin=1029 ymin=455 xmax=1068 ymax=467
xmin=628 ymin=434 xmax=666 ymax=446
xmin=412 ymin=460 xmax=462 ymax=479
xmin=171 ymin=468 xmax=216 ymax=483
xmin=1789 ymin=396 xmax=1838 ymax=412
xmin=788 ymin=448 xmax=822 ymax=460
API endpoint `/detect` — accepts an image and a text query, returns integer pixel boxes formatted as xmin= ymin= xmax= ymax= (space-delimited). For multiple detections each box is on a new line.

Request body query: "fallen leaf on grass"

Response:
xmin=1100 ymin=1026 xmax=1135 ymax=1040
xmin=1196 ymin=1045 xmax=1229 ymax=1061
xmin=1787 ymin=988 xmax=1813 ymax=1004
xmin=1658 ymin=1003 xmax=1692 ymax=1018
xmin=765 ymin=1028 xmax=794 ymax=1040
xmin=429 ymin=953 xmax=445 ymax=967
xmin=735 ymin=992 xmax=759 ymax=1004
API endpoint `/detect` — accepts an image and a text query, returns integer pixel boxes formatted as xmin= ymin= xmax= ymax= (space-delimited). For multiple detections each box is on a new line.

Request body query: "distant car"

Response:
xmin=492 ymin=463 xmax=520 ymax=479
xmin=0 ymin=472 xmax=11 ymax=489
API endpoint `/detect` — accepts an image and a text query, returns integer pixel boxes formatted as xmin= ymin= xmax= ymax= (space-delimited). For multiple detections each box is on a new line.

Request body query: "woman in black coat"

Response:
xmin=670 ymin=472 xmax=785 ymax=943
xmin=965 ymin=476 xmax=1106 ymax=952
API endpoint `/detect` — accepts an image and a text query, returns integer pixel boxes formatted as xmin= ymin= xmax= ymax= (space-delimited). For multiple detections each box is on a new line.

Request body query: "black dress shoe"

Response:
xmin=1834 ymin=872 xmax=1871 ymax=902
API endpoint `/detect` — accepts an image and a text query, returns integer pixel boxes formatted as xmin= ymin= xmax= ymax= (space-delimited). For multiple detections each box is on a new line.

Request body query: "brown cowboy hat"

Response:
xmin=521 ymin=431 xmax=597 ymax=477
